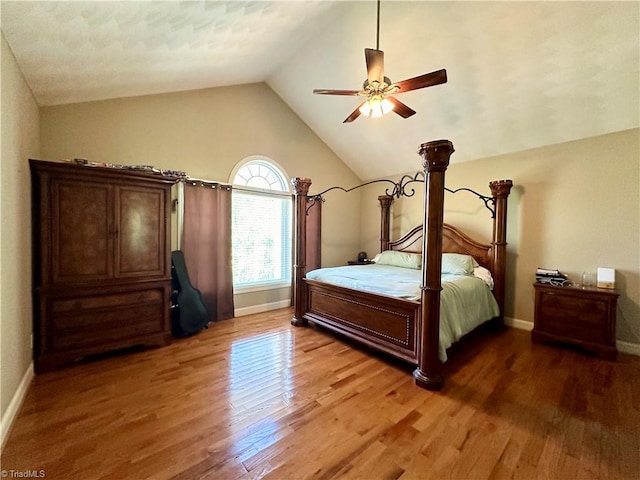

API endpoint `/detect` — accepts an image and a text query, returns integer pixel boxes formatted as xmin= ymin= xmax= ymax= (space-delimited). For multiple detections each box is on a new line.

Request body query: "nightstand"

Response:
xmin=532 ymin=282 xmax=618 ymax=360
xmin=347 ymin=260 xmax=372 ymax=265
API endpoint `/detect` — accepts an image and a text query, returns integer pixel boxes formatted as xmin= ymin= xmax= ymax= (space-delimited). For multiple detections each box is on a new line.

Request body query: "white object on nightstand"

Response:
xmin=597 ymin=267 xmax=615 ymax=289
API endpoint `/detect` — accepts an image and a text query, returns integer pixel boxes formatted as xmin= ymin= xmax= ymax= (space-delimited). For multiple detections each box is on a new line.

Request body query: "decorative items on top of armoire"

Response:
xmin=30 ymin=159 xmax=178 ymax=372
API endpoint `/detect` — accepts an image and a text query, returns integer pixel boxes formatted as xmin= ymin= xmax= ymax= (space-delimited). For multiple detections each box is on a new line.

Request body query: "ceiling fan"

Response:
xmin=313 ymin=0 xmax=447 ymax=123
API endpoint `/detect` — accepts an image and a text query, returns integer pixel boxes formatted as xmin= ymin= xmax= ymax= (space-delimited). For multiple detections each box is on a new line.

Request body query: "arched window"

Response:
xmin=233 ymin=160 xmax=289 ymax=191
xmin=230 ymin=158 xmax=291 ymax=289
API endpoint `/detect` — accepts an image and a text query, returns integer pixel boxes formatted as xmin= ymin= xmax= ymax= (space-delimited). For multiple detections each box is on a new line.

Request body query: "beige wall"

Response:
xmin=39 ymin=83 xmax=362 ymax=310
xmin=0 ymin=33 xmax=40 ymax=443
xmin=359 ymin=129 xmax=640 ymax=345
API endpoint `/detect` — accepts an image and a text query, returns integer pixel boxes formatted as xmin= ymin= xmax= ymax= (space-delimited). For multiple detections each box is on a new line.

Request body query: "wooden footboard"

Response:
xmin=303 ymin=279 xmax=421 ymax=364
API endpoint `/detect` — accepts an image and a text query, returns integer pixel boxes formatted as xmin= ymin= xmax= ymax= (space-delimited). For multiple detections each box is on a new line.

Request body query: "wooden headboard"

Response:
xmin=387 ymin=223 xmax=493 ymax=272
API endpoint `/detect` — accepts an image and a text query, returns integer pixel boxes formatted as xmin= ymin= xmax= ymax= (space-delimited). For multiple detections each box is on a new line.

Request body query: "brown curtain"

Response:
xmin=305 ymin=197 xmax=322 ymax=272
xmin=182 ymin=182 xmax=234 ymax=321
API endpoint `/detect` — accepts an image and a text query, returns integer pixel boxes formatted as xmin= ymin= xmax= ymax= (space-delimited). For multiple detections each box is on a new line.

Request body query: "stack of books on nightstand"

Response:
xmin=536 ymin=267 xmax=569 ymax=286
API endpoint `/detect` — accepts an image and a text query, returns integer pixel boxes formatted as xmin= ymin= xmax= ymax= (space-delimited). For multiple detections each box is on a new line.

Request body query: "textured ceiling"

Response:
xmin=2 ymin=1 xmax=638 ymax=180
xmin=0 ymin=1 xmax=339 ymax=104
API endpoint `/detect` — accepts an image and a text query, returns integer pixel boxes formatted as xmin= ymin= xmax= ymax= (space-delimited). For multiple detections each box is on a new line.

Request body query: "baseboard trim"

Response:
xmin=504 ymin=316 xmax=533 ymax=332
xmin=234 ymin=299 xmax=291 ymax=318
xmin=617 ymin=340 xmax=640 ymax=356
xmin=1 ymin=362 xmax=34 ymax=451
xmin=505 ymin=317 xmax=639 ymax=357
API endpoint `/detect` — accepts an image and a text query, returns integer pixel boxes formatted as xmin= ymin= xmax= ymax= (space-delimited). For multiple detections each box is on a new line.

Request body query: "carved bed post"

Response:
xmin=489 ymin=179 xmax=513 ymax=321
xmin=413 ymin=140 xmax=454 ymax=391
xmin=291 ymin=177 xmax=312 ymax=327
xmin=378 ymin=195 xmax=393 ymax=252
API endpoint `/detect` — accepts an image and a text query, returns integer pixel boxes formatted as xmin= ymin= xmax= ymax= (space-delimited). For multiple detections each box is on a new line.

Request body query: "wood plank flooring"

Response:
xmin=2 ymin=307 xmax=639 ymax=479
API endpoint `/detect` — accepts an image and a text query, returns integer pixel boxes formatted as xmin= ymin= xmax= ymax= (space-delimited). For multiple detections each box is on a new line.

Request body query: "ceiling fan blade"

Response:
xmin=386 ymin=96 xmax=416 ymax=118
xmin=365 ymin=48 xmax=384 ymax=85
xmin=394 ymin=69 xmax=447 ymax=93
xmin=343 ymin=102 xmax=365 ymax=123
xmin=313 ymin=89 xmax=362 ymax=96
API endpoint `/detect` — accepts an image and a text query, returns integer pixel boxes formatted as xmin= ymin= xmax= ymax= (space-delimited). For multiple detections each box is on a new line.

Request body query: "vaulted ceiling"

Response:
xmin=2 ymin=1 xmax=638 ymax=180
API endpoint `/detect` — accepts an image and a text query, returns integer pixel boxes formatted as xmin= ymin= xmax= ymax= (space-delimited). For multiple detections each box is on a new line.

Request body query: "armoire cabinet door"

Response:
xmin=115 ymin=185 xmax=167 ymax=278
xmin=51 ymin=178 xmax=114 ymax=283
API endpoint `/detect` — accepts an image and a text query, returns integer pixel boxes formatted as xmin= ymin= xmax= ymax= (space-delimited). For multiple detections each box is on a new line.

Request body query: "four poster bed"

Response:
xmin=291 ymin=140 xmax=513 ymax=390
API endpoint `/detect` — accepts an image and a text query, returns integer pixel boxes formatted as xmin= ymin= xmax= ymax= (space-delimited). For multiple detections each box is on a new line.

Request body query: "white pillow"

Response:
xmin=441 ymin=253 xmax=476 ymax=275
xmin=474 ymin=266 xmax=494 ymax=289
xmin=372 ymin=250 xmax=422 ymax=269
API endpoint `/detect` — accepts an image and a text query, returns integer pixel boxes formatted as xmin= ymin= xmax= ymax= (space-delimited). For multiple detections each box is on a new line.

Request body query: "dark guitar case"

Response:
xmin=170 ymin=250 xmax=210 ymax=336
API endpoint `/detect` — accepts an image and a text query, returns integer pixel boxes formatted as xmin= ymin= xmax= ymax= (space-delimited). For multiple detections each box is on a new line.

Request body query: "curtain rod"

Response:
xmin=180 ymin=176 xmax=292 ymax=198
xmin=182 ymin=176 xmax=232 ymax=190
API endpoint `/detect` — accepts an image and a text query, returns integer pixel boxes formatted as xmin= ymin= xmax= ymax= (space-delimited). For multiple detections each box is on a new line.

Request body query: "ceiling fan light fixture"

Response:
xmin=358 ymin=101 xmax=372 ymax=117
xmin=359 ymin=95 xmax=394 ymax=118
xmin=380 ymin=97 xmax=394 ymax=114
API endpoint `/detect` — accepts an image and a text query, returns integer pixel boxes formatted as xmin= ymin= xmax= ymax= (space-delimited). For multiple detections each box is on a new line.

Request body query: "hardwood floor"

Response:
xmin=2 ymin=307 xmax=639 ymax=480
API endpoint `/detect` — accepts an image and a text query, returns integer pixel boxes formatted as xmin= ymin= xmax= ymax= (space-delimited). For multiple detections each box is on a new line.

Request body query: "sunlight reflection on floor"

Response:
xmin=228 ymin=329 xmax=295 ymax=438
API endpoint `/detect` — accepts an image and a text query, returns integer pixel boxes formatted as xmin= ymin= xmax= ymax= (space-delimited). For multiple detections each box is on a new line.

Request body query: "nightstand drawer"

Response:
xmin=536 ymin=291 xmax=609 ymax=343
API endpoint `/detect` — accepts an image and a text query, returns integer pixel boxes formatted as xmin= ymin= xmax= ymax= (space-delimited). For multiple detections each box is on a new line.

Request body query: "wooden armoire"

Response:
xmin=30 ymin=159 xmax=176 ymax=372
